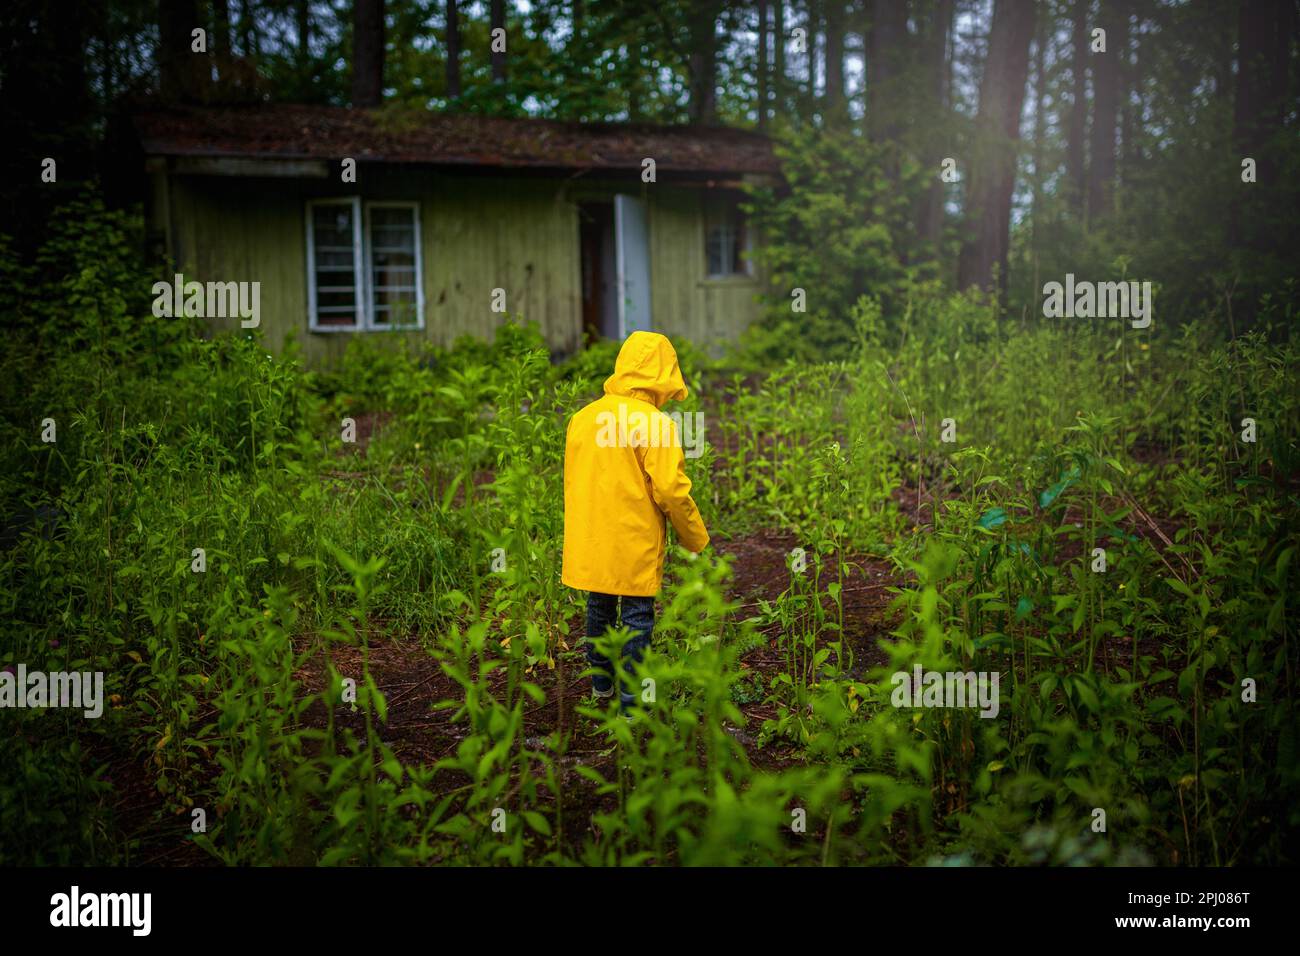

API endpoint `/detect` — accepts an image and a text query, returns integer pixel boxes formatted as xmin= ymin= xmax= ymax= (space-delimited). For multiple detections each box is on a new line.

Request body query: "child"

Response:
xmin=562 ymin=331 xmax=710 ymax=715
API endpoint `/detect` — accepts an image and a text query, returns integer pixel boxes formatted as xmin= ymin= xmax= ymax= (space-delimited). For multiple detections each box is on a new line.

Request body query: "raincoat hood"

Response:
xmin=603 ymin=331 xmax=688 ymax=409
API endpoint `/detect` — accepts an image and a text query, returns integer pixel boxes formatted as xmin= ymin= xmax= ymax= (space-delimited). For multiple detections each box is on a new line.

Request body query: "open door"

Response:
xmin=578 ymin=202 xmax=617 ymax=344
xmin=614 ymin=194 xmax=652 ymax=338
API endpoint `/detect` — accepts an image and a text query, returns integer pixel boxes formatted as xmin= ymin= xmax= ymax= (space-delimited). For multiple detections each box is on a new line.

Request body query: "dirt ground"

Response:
xmin=103 ymin=524 xmax=901 ymax=865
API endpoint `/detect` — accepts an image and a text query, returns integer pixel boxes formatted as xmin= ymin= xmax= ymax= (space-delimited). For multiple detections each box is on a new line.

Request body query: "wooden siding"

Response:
xmin=157 ymin=167 xmax=763 ymax=367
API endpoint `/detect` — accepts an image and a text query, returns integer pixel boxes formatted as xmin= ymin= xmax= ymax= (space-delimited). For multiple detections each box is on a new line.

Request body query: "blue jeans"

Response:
xmin=585 ymin=592 xmax=654 ymax=711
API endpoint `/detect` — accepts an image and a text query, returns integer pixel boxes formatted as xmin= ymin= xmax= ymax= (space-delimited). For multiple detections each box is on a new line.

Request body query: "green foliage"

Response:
xmin=742 ymin=126 xmax=932 ymax=361
xmin=1 ymin=197 xmax=1296 ymax=867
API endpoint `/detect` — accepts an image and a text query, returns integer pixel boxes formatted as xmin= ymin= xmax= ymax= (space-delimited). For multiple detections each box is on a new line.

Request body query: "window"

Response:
xmin=307 ymin=199 xmax=424 ymax=331
xmin=704 ymin=199 xmax=752 ymax=278
xmin=365 ymin=203 xmax=421 ymax=328
xmin=308 ymin=199 xmax=363 ymax=328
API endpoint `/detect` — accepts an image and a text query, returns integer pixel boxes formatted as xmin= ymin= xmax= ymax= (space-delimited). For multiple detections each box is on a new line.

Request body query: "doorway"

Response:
xmin=578 ymin=202 xmax=617 ymax=344
xmin=579 ymin=195 xmax=652 ymax=344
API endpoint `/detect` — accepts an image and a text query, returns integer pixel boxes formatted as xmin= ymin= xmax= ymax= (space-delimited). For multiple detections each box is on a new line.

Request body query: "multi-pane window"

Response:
xmin=366 ymin=204 xmax=420 ymax=327
xmin=309 ymin=200 xmax=363 ymax=327
xmin=704 ymin=199 xmax=752 ymax=278
xmin=307 ymin=198 xmax=423 ymax=330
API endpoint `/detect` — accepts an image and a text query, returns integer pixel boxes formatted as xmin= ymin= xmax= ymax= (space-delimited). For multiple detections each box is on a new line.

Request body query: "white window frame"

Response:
xmin=307 ymin=197 xmax=364 ymax=332
xmin=306 ymin=198 xmax=425 ymax=332
xmin=363 ymin=200 xmax=425 ymax=332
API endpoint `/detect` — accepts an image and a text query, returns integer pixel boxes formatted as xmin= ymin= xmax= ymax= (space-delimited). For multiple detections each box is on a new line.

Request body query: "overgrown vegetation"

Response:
xmin=1 ymin=201 xmax=1295 ymax=866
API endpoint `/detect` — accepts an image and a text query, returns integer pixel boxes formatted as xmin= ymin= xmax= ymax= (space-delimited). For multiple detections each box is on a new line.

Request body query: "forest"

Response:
xmin=0 ymin=0 xmax=1297 ymax=875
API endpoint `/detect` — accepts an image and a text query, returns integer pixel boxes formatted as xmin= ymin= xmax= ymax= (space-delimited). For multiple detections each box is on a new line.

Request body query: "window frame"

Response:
xmin=703 ymin=196 xmax=754 ymax=281
xmin=306 ymin=197 xmax=365 ymax=333
xmin=363 ymin=200 xmax=425 ymax=332
xmin=306 ymin=198 xmax=425 ymax=332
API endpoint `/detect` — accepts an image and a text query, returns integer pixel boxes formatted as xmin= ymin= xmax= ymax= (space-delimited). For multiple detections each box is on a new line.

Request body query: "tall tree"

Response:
xmin=1120 ymin=4 xmax=1137 ymax=183
xmin=1231 ymin=0 xmax=1296 ymax=252
xmin=688 ymin=1 xmax=723 ymax=124
xmin=758 ymin=0 xmax=769 ymax=129
xmin=957 ymin=0 xmax=1035 ymax=296
xmin=867 ymin=0 xmax=908 ymax=140
xmin=159 ymin=0 xmax=203 ymax=102
xmin=445 ymin=0 xmax=461 ymax=99
xmin=1030 ymin=8 xmax=1047 ymax=294
xmin=774 ymin=0 xmax=786 ymax=116
xmin=352 ymin=0 xmax=385 ymax=107
xmin=1066 ymin=0 xmax=1088 ymax=211
xmin=823 ymin=0 xmax=844 ymax=113
xmin=917 ymin=0 xmax=955 ymax=250
xmin=296 ymin=0 xmax=309 ymax=63
xmin=490 ymin=0 xmax=506 ymax=83
xmin=805 ymin=0 xmax=819 ymax=101
xmin=213 ymin=0 xmax=232 ymax=60
xmin=1234 ymin=0 xmax=1294 ymax=186
xmin=1087 ymin=0 xmax=1123 ymax=221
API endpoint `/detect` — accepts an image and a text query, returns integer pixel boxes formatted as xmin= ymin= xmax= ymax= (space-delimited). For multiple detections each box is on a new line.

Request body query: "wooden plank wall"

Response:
xmin=162 ymin=168 xmax=764 ymax=367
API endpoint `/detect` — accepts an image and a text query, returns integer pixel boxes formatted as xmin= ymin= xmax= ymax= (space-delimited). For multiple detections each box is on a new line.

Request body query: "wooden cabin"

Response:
xmin=132 ymin=104 xmax=780 ymax=366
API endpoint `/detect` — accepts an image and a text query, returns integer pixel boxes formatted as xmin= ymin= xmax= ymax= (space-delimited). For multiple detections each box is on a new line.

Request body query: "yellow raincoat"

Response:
xmin=562 ymin=332 xmax=710 ymax=597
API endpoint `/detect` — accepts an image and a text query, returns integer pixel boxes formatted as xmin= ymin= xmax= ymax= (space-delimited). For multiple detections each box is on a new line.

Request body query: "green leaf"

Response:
xmin=521 ymin=811 xmax=552 ymax=836
xmin=1038 ymin=468 xmax=1079 ymax=509
xmin=1074 ymin=679 xmax=1100 ymax=712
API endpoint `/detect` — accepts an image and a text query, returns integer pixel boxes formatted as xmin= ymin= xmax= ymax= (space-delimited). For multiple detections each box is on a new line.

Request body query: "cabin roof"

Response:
xmin=133 ymin=104 xmax=781 ymax=179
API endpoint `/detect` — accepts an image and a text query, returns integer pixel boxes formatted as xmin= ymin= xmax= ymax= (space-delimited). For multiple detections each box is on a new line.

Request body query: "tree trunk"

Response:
xmin=213 ymin=0 xmax=231 ymax=59
xmin=446 ymin=0 xmax=461 ymax=99
xmin=917 ymin=0 xmax=954 ymax=250
xmin=297 ymin=0 xmax=309 ymax=63
xmin=491 ymin=0 xmax=506 ymax=84
xmin=1087 ymin=0 xmax=1122 ymax=221
xmin=775 ymin=0 xmax=786 ymax=115
xmin=1030 ymin=9 xmax=1047 ymax=296
xmin=806 ymin=0 xmax=819 ymax=100
xmin=956 ymin=0 xmax=1035 ymax=297
xmin=823 ymin=0 xmax=844 ymax=113
xmin=758 ymin=0 xmax=769 ymax=129
xmin=867 ymin=0 xmax=908 ymax=141
xmin=1121 ymin=5 xmax=1137 ymax=182
xmin=1232 ymin=0 xmax=1295 ymax=249
xmin=688 ymin=2 xmax=722 ymax=124
xmin=1066 ymin=0 xmax=1088 ymax=212
xmin=1235 ymin=0 xmax=1292 ymax=176
xmin=352 ymin=0 xmax=385 ymax=107
xmin=159 ymin=0 xmax=203 ymax=102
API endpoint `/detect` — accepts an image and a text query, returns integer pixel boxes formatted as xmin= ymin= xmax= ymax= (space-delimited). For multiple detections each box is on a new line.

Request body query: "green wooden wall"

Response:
xmin=154 ymin=167 xmax=764 ymax=367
